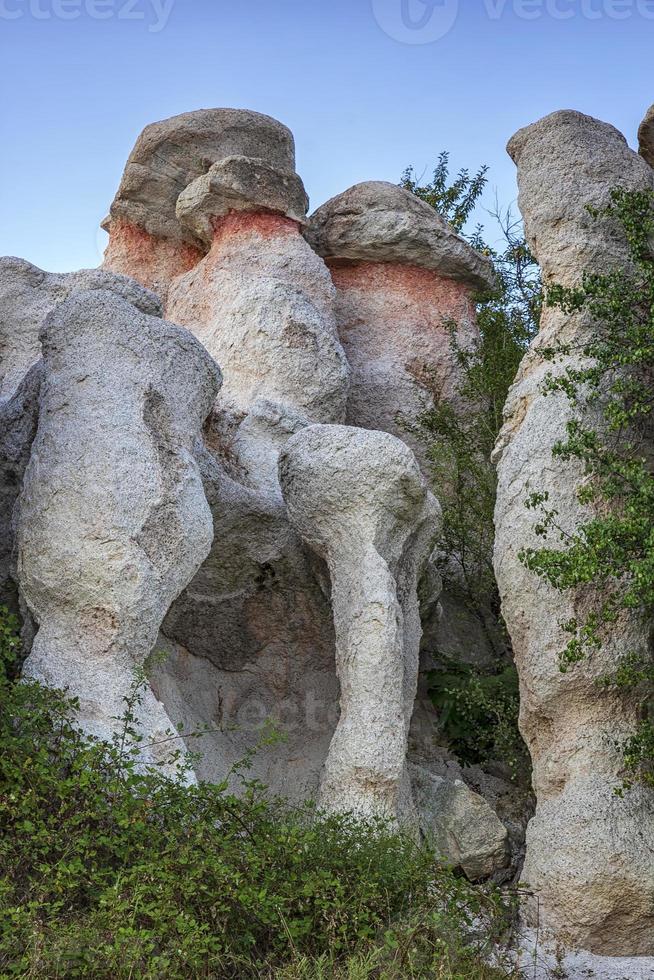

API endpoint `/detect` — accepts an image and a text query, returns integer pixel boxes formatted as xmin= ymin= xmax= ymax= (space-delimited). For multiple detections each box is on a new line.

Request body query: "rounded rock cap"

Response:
xmin=176 ymin=155 xmax=309 ymax=245
xmin=105 ymin=108 xmax=297 ymax=245
xmin=507 ymin=109 xmax=628 ymax=166
xmin=305 ymin=181 xmax=494 ymax=291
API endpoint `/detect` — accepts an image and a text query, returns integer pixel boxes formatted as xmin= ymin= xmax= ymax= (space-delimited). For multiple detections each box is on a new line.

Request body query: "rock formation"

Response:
xmin=280 ymin=424 xmax=440 ymax=822
xmin=494 ymin=110 xmax=654 ymax=954
xmin=3 ymin=108 xmax=532 ymax=897
xmin=0 ymin=256 xmax=162 ymax=401
xmin=0 ymin=259 xmax=163 ymax=617
xmin=102 ymin=109 xmax=296 ymax=303
xmin=638 ymin=101 xmax=654 ymax=169
xmin=17 ymin=288 xmax=222 ymax=764
xmin=306 ymin=181 xmax=494 ymax=456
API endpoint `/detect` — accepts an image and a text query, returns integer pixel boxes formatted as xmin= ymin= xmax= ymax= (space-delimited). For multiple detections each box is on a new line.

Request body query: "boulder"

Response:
xmin=306 ymin=181 xmax=493 ymax=288
xmin=410 ymin=763 xmax=508 ymax=881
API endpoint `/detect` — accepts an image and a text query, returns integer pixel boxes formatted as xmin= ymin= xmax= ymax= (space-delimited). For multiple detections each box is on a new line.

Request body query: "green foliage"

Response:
xmin=519 ymin=188 xmax=654 ymax=789
xmin=401 ymin=155 xmax=538 ymax=783
xmin=0 ymin=608 xmax=517 ymax=979
xmin=428 ymin=660 xmax=528 ymax=780
xmin=401 ymin=152 xmax=488 ymax=233
xmin=403 ymin=158 xmax=540 ymax=624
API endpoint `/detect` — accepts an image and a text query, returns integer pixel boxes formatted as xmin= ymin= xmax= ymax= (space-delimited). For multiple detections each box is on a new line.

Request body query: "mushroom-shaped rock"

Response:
xmin=167 ymin=169 xmax=350 ymax=491
xmin=279 ymin=424 xmax=441 ymax=822
xmin=0 ymin=256 xmax=162 ymax=402
xmin=176 ymin=155 xmax=309 ymax=246
xmin=102 ymin=108 xmax=296 ymax=301
xmin=304 ymin=182 xmax=493 ymax=460
xmin=638 ymin=103 xmax=654 ymax=169
xmin=17 ymin=289 xmax=222 ymax=766
xmin=306 ymin=181 xmax=493 ymax=287
xmin=494 ymin=110 xmax=654 ymax=955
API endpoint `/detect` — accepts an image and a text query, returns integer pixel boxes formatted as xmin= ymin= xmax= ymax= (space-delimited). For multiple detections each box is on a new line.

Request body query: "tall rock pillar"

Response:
xmin=494 ymin=110 xmax=654 ymax=954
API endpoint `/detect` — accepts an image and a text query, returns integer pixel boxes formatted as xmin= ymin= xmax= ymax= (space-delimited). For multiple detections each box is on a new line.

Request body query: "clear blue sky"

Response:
xmin=1 ymin=0 xmax=652 ymax=271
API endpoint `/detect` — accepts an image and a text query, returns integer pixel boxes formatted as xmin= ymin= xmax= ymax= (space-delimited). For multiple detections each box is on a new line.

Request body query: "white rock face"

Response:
xmin=0 ymin=257 xmax=162 ymax=402
xmin=17 ymin=289 xmax=222 ymax=764
xmin=279 ymin=424 xmax=441 ymax=822
xmin=494 ymin=110 xmax=654 ymax=955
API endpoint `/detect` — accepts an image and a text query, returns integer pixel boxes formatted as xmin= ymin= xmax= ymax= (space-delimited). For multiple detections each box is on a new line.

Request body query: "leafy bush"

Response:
xmin=0 ymin=608 xmax=518 ymax=979
xmin=427 ymin=661 xmax=529 ymax=781
xmin=403 ymin=156 xmax=540 ymax=630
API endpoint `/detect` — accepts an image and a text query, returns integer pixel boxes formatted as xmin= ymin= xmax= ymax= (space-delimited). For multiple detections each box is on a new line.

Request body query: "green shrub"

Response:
xmin=0 ymin=608 xmax=518 ymax=979
xmin=427 ymin=660 xmax=529 ymax=782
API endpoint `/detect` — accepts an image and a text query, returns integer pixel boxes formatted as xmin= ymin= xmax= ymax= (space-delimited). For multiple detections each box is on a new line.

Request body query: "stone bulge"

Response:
xmin=4 ymin=104 xmax=654 ymax=963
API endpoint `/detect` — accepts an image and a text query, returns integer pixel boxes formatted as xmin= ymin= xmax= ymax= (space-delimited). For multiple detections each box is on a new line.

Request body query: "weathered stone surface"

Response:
xmin=410 ymin=763 xmax=508 ymax=881
xmin=494 ymin=110 xmax=654 ymax=954
xmin=153 ymin=446 xmax=339 ymax=800
xmin=167 ymin=211 xmax=350 ymax=466
xmin=0 ymin=362 xmax=42 ymax=611
xmin=102 ymin=109 xmax=297 ymax=303
xmin=638 ymin=102 xmax=654 ymax=169
xmin=0 ymin=257 xmax=161 ymax=401
xmin=177 ymin=156 xmax=309 ymax=246
xmin=102 ymin=219 xmax=204 ymax=306
xmin=306 ymin=181 xmax=494 ymax=289
xmin=17 ymin=289 xmax=221 ymax=764
xmin=105 ymin=109 xmax=296 ymax=244
xmin=279 ymin=424 xmax=440 ymax=822
xmin=326 ymin=259 xmax=479 ymax=462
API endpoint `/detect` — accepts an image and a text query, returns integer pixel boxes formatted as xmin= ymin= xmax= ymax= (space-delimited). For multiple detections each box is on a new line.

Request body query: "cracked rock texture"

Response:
xmin=17 ymin=288 xmax=221 ymax=764
xmin=494 ymin=110 xmax=654 ymax=955
xmin=279 ymin=424 xmax=440 ymax=822
xmin=102 ymin=108 xmax=296 ymax=301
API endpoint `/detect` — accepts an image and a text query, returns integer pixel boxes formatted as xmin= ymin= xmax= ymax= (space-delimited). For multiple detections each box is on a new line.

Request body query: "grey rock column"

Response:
xmin=279 ymin=424 xmax=440 ymax=823
xmin=494 ymin=110 xmax=654 ymax=954
xmin=17 ymin=289 xmax=221 ymax=767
